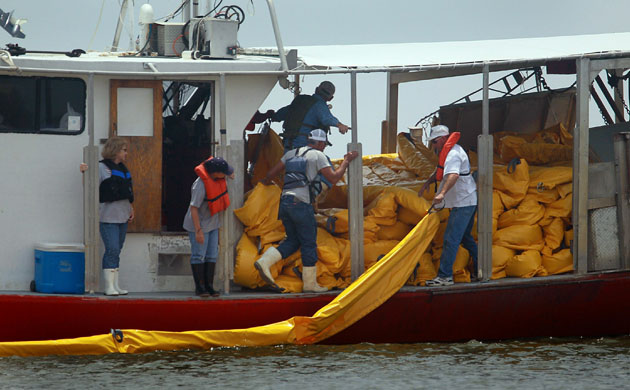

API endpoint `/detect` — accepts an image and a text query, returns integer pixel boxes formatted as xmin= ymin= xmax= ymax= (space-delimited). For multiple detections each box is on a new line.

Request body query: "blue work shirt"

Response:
xmin=272 ymin=94 xmax=339 ymax=150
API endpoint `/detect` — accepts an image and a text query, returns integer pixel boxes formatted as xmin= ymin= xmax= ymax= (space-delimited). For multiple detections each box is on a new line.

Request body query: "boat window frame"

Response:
xmin=0 ymin=74 xmax=86 ymax=135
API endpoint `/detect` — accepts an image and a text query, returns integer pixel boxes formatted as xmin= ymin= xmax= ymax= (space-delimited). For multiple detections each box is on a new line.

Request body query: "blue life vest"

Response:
xmin=283 ymin=147 xmax=325 ymax=203
xmin=99 ymin=159 xmax=134 ymax=203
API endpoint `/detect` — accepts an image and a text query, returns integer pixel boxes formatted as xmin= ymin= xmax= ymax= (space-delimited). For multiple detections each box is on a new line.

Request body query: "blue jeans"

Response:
xmin=438 ymin=206 xmax=478 ymax=278
xmin=277 ymin=195 xmax=318 ymax=267
xmin=188 ymin=229 xmax=219 ymax=265
xmin=100 ymin=222 xmax=128 ymax=269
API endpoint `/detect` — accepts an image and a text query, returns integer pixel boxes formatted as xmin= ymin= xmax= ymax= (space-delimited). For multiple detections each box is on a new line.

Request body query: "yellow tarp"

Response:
xmin=0 ymin=213 xmax=439 ymax=358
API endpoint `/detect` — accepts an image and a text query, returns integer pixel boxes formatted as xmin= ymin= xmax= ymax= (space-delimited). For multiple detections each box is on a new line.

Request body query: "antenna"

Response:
xmin=0 ymin=8 xmax=26 ymax=38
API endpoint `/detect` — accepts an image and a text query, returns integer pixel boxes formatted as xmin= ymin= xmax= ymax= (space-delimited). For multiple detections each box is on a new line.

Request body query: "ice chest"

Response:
xmin=34 ymin=243 xmax=85 ymax=294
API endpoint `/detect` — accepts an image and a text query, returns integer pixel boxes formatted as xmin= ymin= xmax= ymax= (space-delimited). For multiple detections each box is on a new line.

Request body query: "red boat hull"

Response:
xmin=2 ymin=272 xmax=629 ymax=343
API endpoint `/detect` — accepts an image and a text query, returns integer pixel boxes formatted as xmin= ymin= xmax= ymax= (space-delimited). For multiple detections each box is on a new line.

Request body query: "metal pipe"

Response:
xmin=218 ymin=73 xmax=230 ymax=294
xmin=182 ymin=0 xmax=191 ymax=23
xmin=482 ymin=64 xmax=489 ymax=135
xmin=7 ymin=50 xmax=630 ymax=78
xmin=111 ymin=0 xmax=131 ymax=51
xmin=351 ymin=72 xmax=358 ymax=143
xmin=265 ymin=0 xmax=289 ymax=72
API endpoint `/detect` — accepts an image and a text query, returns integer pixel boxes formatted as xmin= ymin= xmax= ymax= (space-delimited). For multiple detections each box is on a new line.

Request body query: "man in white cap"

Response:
xmin=418 ymin=125 xmax=478 ymax=286
xmin=271 ymin=81 xmax=350 ymax=151
xmin=255 ymin=129 xmax=358 ymax=293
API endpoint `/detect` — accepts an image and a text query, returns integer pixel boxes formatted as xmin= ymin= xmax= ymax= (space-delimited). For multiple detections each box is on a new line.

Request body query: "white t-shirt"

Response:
xmin=281 ymin=146 xmax=332 ymax=204
xmin=439 ymin=144 xmax=477 ymax=208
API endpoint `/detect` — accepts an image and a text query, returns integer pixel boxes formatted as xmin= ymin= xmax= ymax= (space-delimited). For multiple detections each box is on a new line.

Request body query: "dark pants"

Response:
xmin=276 ymin=195 xmax=318 ymax=267
xmin=438 ymin=205 xmax=478 ymax=278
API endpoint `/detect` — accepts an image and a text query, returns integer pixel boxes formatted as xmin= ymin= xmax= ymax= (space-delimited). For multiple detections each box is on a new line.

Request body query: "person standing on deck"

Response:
xmin=418 ymin=125 xmax=478 ymax=286
xmin=271 ymin=81 xmax=351 ymax=151
xmin=255 ymin=129 xmax=358 ymax=293
xmin=183 ymin=157 xmax=234 ymax=297
xmin=80 ymin=137 xmax=134 ymax=296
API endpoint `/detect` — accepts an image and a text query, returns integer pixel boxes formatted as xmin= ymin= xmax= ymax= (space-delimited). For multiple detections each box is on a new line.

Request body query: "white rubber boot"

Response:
xmin=302 ymin=266 xmax=327 ymax=293
xmin=103 ymin=269 xmax=119 ymax=296
xmin=113 ymin=268 xmax=128 ymax=295
xmin=254 ymin=247 xmax=283 ymax=290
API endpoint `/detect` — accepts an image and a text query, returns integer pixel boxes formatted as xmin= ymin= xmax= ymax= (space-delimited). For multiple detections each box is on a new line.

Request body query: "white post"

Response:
xmin=83 ymin=73 xmax=100 ymax=293
xmin=218 ymin=73 xmax=231 ymax=293
xmin=348 ymin=72 xmax=364 ymax=280
xmin=477 ymin=64 xmax=493 ymax=281
xmin=573 ymin=58 xmax=590 ymax=273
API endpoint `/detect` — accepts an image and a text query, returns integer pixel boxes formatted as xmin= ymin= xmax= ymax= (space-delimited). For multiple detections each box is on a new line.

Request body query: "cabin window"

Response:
xmin=0 ymin=75 xmax=86 ymax=134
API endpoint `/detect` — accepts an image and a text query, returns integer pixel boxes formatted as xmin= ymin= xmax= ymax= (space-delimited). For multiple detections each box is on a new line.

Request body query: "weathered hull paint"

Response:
xmin=1 ymin=272 xmax=629 ymax=344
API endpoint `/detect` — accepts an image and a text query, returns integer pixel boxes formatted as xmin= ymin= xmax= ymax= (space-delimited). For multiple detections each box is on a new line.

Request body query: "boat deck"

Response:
xmin=0 ymin=272 xmax=610 ymax=301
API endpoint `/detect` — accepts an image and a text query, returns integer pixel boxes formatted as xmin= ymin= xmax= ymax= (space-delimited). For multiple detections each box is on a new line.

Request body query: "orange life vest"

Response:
xmin=436 ymin=132 xmax=463 ymax=181
xmin=194 ymin=158 xmax=230 ymax=216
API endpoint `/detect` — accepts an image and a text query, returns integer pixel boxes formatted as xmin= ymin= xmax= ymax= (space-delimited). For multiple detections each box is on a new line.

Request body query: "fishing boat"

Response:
xmin=0 ymin=1 xmax=629 ymax=351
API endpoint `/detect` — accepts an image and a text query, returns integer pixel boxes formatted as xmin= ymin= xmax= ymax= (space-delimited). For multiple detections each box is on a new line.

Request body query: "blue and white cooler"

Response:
xmin=33 ymin=243 xmax=85 ymax=294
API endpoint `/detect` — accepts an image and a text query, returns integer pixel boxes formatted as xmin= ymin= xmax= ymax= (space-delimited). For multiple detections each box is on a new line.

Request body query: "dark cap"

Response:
xmin=315 ymin=81 xmax=335 ymax=99
xmin=203 ymin=157 xmax=234 ymax=175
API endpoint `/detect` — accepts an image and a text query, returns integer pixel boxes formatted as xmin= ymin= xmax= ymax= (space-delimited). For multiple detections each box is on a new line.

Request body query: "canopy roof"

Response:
xmin=290 ymin=32 xmax=630 ymax=71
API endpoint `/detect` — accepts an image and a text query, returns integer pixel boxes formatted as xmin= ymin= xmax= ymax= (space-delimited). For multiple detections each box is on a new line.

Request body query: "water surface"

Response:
xmin=1 ymin=337 xmax=629 ymax=389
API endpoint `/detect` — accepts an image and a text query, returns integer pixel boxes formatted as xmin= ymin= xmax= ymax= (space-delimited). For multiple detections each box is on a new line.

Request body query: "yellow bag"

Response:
xmin=234 ymin=183 xmax=282 ymax=237
xmin=544 ymin=193 xmax=573 ymax=219
xmin=453 ymin=246 xmax=471 ymax=283
xmin=396 ymin=132 xmax=437 ymax=179
xmin=366 ymin=192 xmax=398 ymax=226
xmin=316 ymin=228 xmax=344 ymax=274
xmin=543 ymin=218 xmax=564 ymax=252
xmin=493 ymin=190 xmax=505 ymax=219
xmin=364 ymin=240 xmax=400 ymax=270
xmin=431 ymin=221 xmax=448 ymax=249
xmin=377 ymin=220 xmax=413 ymax=241
xmin=275 ymin=274 xmax=303 ymax=293
xmin=494 ymin=159 xmax=530 ymax=208
xmin=247 ymin=128 xmax=285 ymax=186
xmin=564 ymin=228 xmax=573 ymax=248
xmin=542 ymin=248 xmax=573 ymax=275
xmin=528 ymin=166 xmax=573 ymax=190
xmin=526 ymin=186 xmax=559 ymax=204
xmin=506 ymin=250 xmax=547 ymax=278
xmin=233 ymin=234 xmax=265 ymax=289
xmin=398 ymin=207 xmax=422 ymax=225
xmin=557 ymin=182 xmax=573 ymax=199
xmin=259 ymin=229 xmax=286 ymax=246
xmin=491 ymin=245 xmax=515 ymax=280
xmin=494 ymin=224 xmax=544 ymax=251
xmin=389 ymin=186 xmax=432 ymax=217
xmin=407 ymin=252 xmax=436 ymax=286
xmin=497 ymin=196 xmax=544 ymax=228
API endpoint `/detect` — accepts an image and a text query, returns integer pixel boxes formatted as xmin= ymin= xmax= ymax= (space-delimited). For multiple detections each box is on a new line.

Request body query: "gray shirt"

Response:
xmin=99 ymin=162 xmax=132 ymax=223
xmin=183 ymin=177 xmax=222 ymax=233
xmin=281 ymin=146 xmax=332 ymax=204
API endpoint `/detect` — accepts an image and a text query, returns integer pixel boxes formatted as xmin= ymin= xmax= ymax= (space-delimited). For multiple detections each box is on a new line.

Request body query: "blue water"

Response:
xmin=1 ymin=337 xmax=629 ymax=389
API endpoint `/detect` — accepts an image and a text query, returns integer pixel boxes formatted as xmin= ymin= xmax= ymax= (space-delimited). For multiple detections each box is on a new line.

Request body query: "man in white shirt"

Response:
xmin=418 ymin=125 xmax=478 ymax=286
xmin=255 ymin=129 xmax=358 ymax=292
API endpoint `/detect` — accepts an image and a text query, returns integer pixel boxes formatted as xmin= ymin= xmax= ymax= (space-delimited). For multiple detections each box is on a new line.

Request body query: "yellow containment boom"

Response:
xmin=0 ymin=213 xmax=439 ymax=357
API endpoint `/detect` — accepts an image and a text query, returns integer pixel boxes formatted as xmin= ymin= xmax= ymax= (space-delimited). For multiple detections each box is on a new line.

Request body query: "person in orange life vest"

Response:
xmin=80 ymin=137 xmax=134 ymax=296
xmin=418 ymin=125 xmax=478 ymax=286
xmin=183 ymin=156 xmax=234 ymax=297
xmin=255 ymin=129 xmax=358 ymax=293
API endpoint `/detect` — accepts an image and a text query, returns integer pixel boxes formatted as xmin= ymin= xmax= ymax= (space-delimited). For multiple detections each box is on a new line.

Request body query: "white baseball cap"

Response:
xmin=309 ymin=129 xmax=332 ymax=146
xmin=427 ymin=125 xmax=450 ymax=141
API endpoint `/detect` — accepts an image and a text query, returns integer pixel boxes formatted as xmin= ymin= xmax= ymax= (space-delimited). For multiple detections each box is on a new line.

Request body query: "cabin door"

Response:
xmin=109 ymin=80 xmax=163 ymax=233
